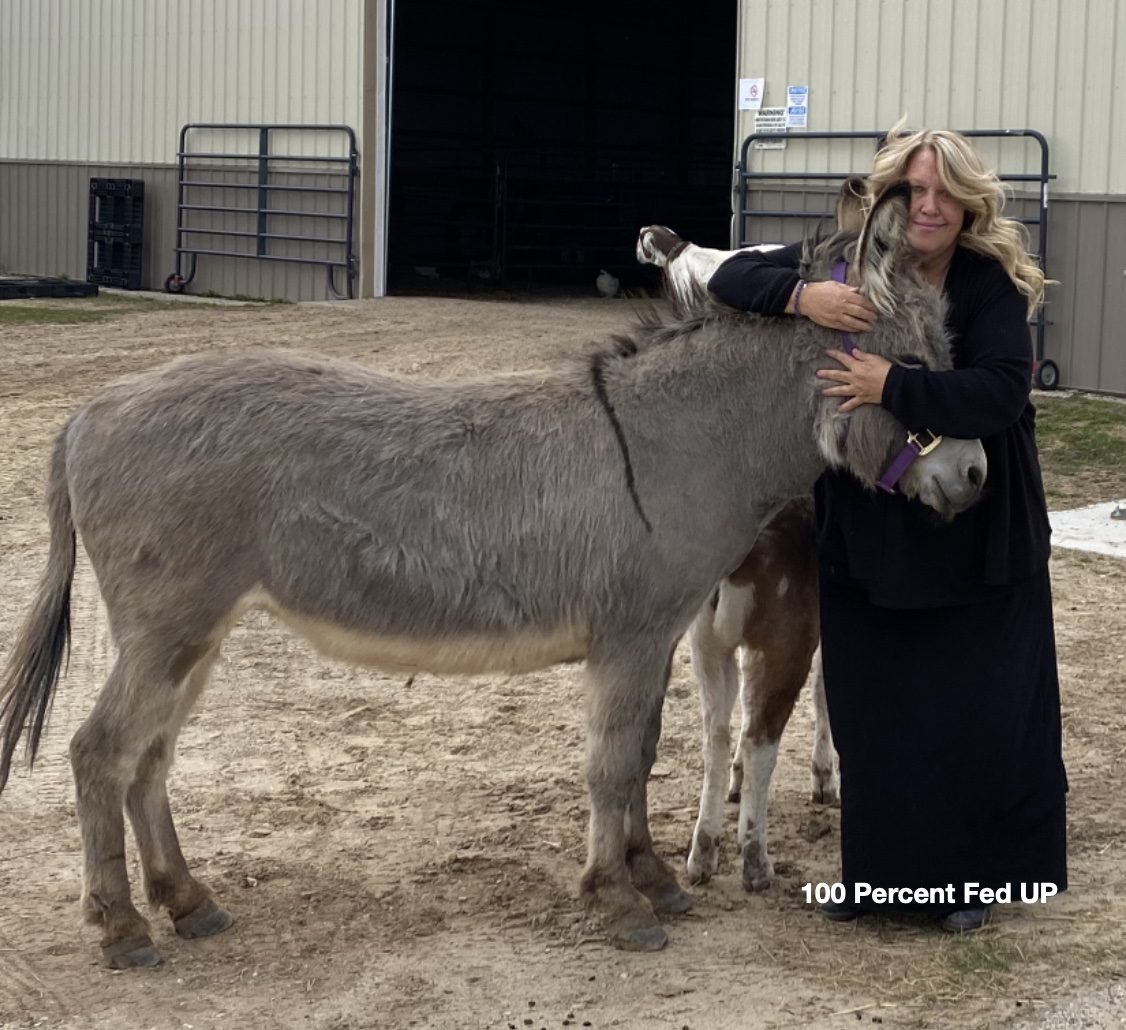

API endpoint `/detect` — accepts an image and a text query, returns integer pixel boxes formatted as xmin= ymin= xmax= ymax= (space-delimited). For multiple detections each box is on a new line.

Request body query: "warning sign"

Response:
xmin=753 ymin=107 xmax=788 ymax=149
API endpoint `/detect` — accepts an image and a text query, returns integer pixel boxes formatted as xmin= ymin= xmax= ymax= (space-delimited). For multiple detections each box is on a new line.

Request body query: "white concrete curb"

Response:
xmin=1049 ymin=500 xmax=1126 ymax=560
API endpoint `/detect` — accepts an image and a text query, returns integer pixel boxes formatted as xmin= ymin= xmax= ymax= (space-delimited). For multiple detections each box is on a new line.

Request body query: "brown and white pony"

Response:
xmin=637 ymin=179 xmax=861 ymax=891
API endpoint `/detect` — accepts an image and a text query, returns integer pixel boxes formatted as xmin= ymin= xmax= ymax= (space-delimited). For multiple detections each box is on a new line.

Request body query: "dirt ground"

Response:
xmin=1 ymin=295 xmax=1124 ymax=1030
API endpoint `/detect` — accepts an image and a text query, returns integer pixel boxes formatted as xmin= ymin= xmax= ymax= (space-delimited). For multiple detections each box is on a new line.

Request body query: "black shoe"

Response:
xmin=939 ymin=905 xmax=990 ymax=933
xmin=819 ymin=898 xmax=861 ymax=922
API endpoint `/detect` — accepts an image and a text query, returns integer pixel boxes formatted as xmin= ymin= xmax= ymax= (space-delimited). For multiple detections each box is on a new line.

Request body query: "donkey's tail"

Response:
xmin=0 ymin=426 xmax=76 ymax=794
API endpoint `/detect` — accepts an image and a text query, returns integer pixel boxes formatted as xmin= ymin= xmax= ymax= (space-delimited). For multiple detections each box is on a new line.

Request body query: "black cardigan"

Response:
xmin=708 ymin=243 xmax=1052 ymax=608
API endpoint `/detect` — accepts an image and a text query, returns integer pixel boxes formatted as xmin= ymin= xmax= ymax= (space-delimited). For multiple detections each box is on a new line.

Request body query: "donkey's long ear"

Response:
xmin=854 ymin=181 xmax=913 ymax=315
xmin=834 ymin=176 xmax=867 ymax=233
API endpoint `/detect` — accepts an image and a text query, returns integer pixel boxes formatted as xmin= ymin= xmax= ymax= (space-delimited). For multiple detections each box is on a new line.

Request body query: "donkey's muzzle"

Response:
xmin=906 ymin=437 xmax=987 ymax=519
xmin=940 ymin=443 xmax=989 ymax=516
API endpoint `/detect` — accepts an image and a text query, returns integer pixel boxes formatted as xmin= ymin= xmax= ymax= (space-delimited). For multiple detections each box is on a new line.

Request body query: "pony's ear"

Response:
xmin=854 ymin=181 xmax=913 ymax=315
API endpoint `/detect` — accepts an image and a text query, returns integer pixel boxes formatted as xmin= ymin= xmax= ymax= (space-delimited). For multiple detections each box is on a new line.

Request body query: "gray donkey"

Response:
xmin=0 ymin=183 xmax=986 ymax=968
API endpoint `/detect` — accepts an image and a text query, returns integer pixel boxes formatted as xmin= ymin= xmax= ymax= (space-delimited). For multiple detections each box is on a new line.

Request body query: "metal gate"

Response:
xmin=734 ymin=129 xmax=1055 ymax=386
xmin=166 ymin=123 xmax=359 ymax=299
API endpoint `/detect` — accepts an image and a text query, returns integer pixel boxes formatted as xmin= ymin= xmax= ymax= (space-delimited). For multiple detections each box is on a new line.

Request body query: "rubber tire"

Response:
xmin=1034 ymin=359 xmax=1060 ymax=390
xmin=164 ymin=273 xmax=185 ymax=294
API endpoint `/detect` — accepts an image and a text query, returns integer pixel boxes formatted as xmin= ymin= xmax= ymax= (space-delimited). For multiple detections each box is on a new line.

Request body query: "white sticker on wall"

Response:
xmin=739 ymin=78 xmax=765 ymax=111
xmin=786 ymin=85 xmax=809 ymax=128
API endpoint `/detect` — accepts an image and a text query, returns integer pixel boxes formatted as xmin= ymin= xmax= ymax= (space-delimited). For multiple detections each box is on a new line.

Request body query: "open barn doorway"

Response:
xmin=387 ymin=0 xmax=736 ymax=296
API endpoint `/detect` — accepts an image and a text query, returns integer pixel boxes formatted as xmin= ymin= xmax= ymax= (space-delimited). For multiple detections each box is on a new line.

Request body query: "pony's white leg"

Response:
xmin=125 ymin=645 xmax=233 ymax=940
xmin=728 ymin=662 xmax=753 ymax=802
xmin=737 ymin=618 xmax=826 ymax=892
xmin=809 ymin=647 xmax=840 ymax=805
xmin=734 ymin=648 xmax=781 ymax=891
xmin=639 ymin=236 xmax=743 ymax=309
xmin=581 ymin=641 xmax=675 ymax=952
xmin=636 ymin=226 xmax=781 ymax=309
xmin=686 ymin=601 xmax=740 ymax=885
xmin=666 ymin=244 xmax=741 ymax=302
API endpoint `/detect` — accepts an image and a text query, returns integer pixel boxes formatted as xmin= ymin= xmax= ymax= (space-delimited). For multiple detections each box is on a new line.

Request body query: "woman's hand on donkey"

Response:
xmin=817 ymin=348 xmax=894 ymax=413
xmin=793 ymin=280 xmax=879 ymax=334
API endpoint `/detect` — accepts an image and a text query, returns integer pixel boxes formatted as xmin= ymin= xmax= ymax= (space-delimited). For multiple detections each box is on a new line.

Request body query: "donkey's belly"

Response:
xmin=240 ymin=588 xmax=588 ymax=674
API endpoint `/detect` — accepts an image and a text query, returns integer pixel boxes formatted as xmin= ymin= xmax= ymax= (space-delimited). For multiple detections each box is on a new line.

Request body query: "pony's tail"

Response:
xmin=0 ymin=426 xmax=76 ymax=794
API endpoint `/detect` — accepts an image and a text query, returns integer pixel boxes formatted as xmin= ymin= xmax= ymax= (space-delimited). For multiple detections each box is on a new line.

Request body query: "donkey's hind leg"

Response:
xmin=126 ymin=645 xmax=232 ymax=942
xmin=70 ymin=651 xmax=201 ymax=968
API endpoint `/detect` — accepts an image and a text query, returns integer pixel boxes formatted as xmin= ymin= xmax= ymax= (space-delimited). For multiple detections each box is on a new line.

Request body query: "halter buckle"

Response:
xmin=907 ymin=429 xmax=943 ymax=456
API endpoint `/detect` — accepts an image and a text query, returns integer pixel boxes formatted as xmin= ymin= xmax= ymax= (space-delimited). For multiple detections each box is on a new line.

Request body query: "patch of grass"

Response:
xmin=202 ymin=289 xmax=291 ymax=304
xmin=0 ymin=295 xmax=231 ymax=325
xmin=1035 ymin=393 xmax=1126 ymax=508
xmin=0 ymin=304 xmax=121 ymax=326
xmin=943 ymin=933 xmax=1020 ymax=977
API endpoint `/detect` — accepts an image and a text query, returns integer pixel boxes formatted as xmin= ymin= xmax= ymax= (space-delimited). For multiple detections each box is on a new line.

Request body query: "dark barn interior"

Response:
xmin=388 ymin=0 xmax=737 ymax=295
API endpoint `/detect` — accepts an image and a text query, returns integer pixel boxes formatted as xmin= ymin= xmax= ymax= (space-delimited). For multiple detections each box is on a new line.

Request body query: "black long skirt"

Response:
xmin=819 ymin=567 xmax=1068 ymax=914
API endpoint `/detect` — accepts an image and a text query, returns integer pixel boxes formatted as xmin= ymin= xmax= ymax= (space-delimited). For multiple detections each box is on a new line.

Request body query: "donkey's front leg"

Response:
xmin=580 ymin=646 xmax=675 ymax=952
xmin=625 ymin=648 xmax=693 ymax=916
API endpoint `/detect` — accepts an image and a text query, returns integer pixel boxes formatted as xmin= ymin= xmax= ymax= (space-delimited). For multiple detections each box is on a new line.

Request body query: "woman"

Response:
xmin=707 ymin=124 xmax=1067 ymax=932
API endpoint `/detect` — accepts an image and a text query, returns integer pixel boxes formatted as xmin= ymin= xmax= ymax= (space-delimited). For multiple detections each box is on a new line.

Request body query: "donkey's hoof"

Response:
xmin=605 ymin=911 xmax=669 ymax=952
xmin=645 ymin=881 xmax=695 ymax=916
xmin=810 ymin=778 xmax=840 ymax=807
xmin=102 ymin=935 xmax=163 ymax=969
xmin=727 ymin=767 xmax=743 ymax=804
xmin=740 ymin=842 xmax=774 ymax=893
xmin=174 ymin=898 xmax=234 ymax=939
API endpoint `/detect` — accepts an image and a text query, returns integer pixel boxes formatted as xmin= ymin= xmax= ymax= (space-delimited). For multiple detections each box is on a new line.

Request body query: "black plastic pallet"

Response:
xmin=0 ymin=276 xmax=99 ymax=300
xmin=89 ymin=223 xmax=144 ymax=244
xmin=90 ymin=177 xmax=143 ymax=195
xmin=88 ymin=177 xmax=146 ymax=289
xmin=87 ymin=269 xmax=141 ymax=289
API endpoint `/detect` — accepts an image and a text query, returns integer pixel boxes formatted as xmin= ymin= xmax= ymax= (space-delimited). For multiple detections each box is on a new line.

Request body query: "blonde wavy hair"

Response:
xmin=865 ymin=118 xmax=1046 ymax=313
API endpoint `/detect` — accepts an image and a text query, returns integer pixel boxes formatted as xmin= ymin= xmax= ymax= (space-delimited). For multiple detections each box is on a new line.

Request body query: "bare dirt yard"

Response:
xmin=1 ymin=295 xmax=1124 ymax=1030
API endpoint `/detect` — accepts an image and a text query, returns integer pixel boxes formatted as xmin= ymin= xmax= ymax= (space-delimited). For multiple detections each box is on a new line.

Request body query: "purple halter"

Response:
xmin=830 ymin=260 xmax=942 ymax=494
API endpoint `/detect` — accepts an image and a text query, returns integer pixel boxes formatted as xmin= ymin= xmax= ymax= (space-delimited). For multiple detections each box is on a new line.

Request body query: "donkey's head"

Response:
xmin=806 ymin=183 xmax=987 ymax=518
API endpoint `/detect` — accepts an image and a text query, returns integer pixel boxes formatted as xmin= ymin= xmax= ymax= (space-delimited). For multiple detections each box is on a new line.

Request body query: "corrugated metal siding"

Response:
xmin=736 ymin=0 xmax=1124 ymax=195
xmin=0 ymin=0 xmax=365 ymax=166
xmin=0 ymin=0 xmax=372 ymax=301
xmin=0 ymin=160 xmax=360 ymax=301
xmin=0 ymin=162 xmax=174 ymax=288
xmin=736 ymin=0 xmax=1125 ymax=394
xmin=1046 ymin=198 xmax=1126 ymax=395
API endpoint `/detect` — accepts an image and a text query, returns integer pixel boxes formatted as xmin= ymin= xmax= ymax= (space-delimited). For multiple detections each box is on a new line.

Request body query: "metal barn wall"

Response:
xmin=0 ymin=0 xmax=371 ymax=300
xmin=735 ymin=0 xmax=1126 ymax=393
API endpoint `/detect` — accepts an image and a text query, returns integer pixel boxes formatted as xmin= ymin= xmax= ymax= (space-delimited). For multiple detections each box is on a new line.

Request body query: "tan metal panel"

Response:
xmin=1097 ymin=204 xmax=1126 ymax=394
xmin=0 ymin=159 xmax=357 ymax=301
xmin=736 ymin=0 xmax=1126 ymax=194
xmin=0 ymin=0 xmax=365 ymax=165
xmin=1066 ymin=203 xmax=1110 ymax=390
